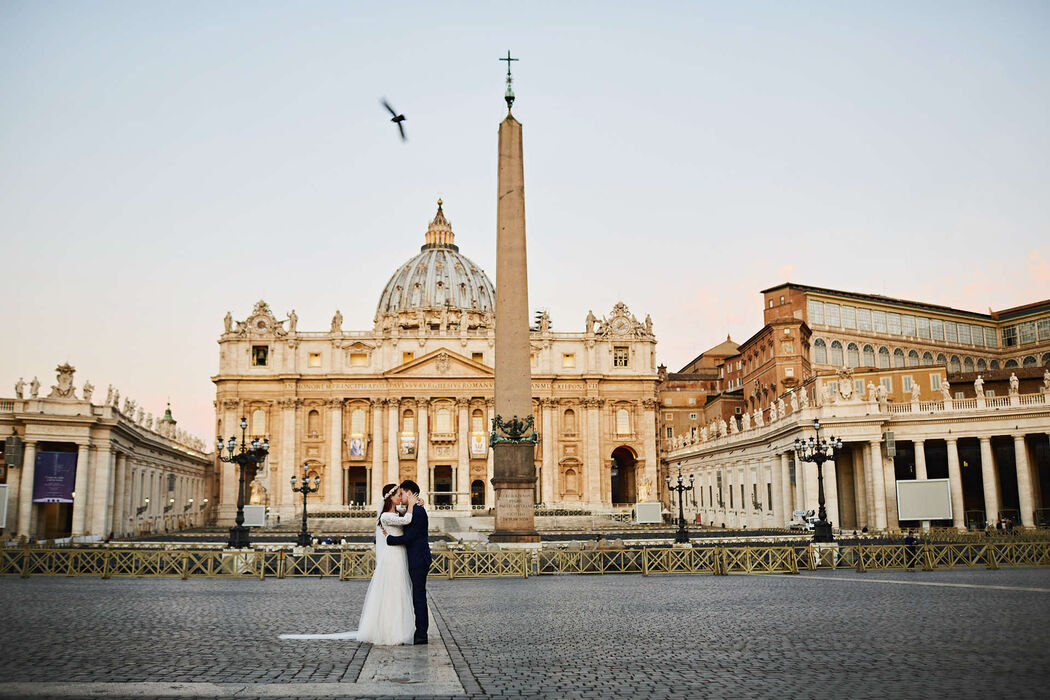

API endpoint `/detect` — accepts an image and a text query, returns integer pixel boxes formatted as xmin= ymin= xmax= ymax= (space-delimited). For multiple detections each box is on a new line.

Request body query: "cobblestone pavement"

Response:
xmin=1 ymin=568 xmax=1049 ymax=699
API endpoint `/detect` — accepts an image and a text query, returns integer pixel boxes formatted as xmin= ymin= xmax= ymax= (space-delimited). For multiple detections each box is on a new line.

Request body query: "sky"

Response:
xmin=2 ymin=1 xmax=1048 ymax=442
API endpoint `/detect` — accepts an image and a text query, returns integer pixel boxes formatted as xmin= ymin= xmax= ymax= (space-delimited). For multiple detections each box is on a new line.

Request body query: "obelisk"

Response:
xmin=490 ymin=52 xmax=539 ymax=543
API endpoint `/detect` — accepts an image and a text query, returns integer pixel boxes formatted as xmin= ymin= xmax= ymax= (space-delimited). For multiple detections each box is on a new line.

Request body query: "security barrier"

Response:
xmin=3 ymin=542 xmax=1049 ymax=579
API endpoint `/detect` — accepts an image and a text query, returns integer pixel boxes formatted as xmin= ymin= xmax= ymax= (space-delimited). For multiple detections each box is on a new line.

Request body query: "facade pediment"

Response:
xmin=384 ymin=348 xmax=492 ymax=378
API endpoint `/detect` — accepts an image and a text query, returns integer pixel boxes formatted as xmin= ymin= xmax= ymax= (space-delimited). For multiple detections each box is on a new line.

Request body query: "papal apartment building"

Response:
xmin=659 ymin=283 xmax=1050 ymax=530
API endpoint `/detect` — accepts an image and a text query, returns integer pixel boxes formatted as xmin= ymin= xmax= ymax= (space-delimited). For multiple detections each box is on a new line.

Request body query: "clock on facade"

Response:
xmin=611 ymin=316 xmax=630 ymax=334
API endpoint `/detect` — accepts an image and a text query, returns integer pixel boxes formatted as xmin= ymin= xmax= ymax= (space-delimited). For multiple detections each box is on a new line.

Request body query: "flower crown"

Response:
xmin=383 ymin=484 xmax=400 ymax=500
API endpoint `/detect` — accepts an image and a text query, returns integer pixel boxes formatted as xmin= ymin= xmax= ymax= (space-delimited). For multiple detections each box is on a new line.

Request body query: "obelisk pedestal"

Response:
xmin=489 ymin=105 xmax=539 ymax=544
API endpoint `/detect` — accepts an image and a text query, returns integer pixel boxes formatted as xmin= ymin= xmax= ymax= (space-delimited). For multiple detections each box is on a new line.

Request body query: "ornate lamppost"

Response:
xmin=216 ymin=417 xmax=269 ymax=549
xmin=291 ymin=463 xmax=321 ymax=547
xmin=666 ymin=462 xmax=695 ymax=544
xmin=793 ymin=418 xmax=842 ymax=543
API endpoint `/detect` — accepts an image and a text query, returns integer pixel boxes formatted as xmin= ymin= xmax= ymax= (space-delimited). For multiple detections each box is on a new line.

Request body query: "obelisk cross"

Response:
xmin=500 ymin=50 xmax=518 ymax=111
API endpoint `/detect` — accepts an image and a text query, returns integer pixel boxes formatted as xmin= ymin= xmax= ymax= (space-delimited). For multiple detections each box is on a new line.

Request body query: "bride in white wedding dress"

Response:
xmin=279 ymin=483 xmax=416 ymax=645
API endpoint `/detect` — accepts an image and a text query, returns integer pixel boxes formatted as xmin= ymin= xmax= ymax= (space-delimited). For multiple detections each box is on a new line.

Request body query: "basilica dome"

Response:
xmin=375 ymin=201 xmax=495 ymax=330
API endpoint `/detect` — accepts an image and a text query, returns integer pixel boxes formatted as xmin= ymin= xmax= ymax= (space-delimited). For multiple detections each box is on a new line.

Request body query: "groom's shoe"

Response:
xmin=413 ymin=636 xmax=429 ymax=645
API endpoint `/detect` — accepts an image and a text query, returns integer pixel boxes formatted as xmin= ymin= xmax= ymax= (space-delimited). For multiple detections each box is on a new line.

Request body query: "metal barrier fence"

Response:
xmin=2 ymin=543 xmax=1048 ymax=579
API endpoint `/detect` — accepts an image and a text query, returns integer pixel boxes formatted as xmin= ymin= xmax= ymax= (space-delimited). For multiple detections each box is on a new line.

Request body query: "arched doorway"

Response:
xmin=611 ymin=446 xmax=638 ymax=505
xmin=470 ymin=479 xmax=485 ymax=506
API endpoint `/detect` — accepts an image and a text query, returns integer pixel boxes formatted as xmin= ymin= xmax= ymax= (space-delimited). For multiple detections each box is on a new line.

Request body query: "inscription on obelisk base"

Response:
xmin=491 ymin=444 xmax=539 ymax=542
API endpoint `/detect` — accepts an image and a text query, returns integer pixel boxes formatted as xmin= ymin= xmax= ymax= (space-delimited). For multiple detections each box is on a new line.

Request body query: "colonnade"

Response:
xmin=13 ymin=439 xmax=207 ymax=540
xmin=684 ymin=429 xmax=1049 ymax=531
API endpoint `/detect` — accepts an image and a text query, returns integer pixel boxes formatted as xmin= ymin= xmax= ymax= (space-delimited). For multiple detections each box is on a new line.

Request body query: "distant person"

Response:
xmin=904 ymin=529 xmax=918 ymax=569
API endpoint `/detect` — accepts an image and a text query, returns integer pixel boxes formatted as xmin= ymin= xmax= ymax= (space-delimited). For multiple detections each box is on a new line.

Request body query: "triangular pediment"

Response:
xmin=384 ymin=348 xmax=493 ymax=378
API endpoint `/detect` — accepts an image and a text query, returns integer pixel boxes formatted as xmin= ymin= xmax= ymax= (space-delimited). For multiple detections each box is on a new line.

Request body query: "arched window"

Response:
xmin=937 ymin=353 xmax=947 ymax=366
xmin=307 ymin=409 xmax=321 ymax=437
xmin=977 ymin=358 xmax=987 ymax=372
xmin=1005 ymin=359 xmax=1019 ymax=369
xmin=812 ymin=338 xmax=827 ymax=364
xmin=907 ymin=350 xmax=919 ymax=367
xmin=616 ymin=408 xmax=630 ymax=435
xmin=922 ymin=351 xmax=934 ymax=365
xmin=893 ymin=348 xmax=905 ymax=368
xmin=402 ymin=409 xmax=415 ymax=433
xmin=990 ymin=360 xmax=1001 ymax=370
xmin=563 ymin=409 xmax=577 ymax=435
xmin=950 ymin=356 xmax=961 ymax=373
xmin=846 ymin=343 xmax=860 ymax=367
xmin=1042 ymin=353 xmax=1050 ymax=367
xmin=470 ymin=479 xmax=485 ymax=506
xmin=435 ymin=407 xmax=452 ymax=433
xmin=1023 ymin=355 xmax=1037 ymax=367
xmin=862 ymin=345 xmax=875 ymax=367
xmin=964 ymin=357 xmax=975 ymax=373
xmin=830 ymin=340 xmax=843 ymax=366
xmin=471 ymin=409 xmax=484 ymax=432
xmin=251 ymin=408 xmax=266 ymax=436
xmin=350 ymin=408 xmax=366 ymax=434
xmin=878 ymin=346 xmax=890 ymax=369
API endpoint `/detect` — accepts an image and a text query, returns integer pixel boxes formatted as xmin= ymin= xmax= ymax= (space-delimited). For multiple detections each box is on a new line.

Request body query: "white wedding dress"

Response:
xmin=278 ymin=508 xmax=416 ymax=645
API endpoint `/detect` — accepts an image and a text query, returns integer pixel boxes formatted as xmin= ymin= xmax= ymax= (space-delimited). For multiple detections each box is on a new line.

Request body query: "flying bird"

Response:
xmin=382 ymin=99 xmax=407 ymax=142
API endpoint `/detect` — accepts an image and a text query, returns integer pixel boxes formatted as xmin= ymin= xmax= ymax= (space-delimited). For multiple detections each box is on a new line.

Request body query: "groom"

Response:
xmin=386 ymin=479 xmax=431 ymax=644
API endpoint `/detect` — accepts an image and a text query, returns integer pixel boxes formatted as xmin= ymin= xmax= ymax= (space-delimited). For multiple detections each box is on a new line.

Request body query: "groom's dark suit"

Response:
xmin=386 ymin=503 xmax=431 ymax=642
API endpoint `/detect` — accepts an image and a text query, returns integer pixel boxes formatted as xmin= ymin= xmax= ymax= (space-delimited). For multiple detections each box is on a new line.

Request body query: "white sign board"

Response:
xmin=896 ymin=479 xmax=952 ymax=521
xmin=635 ymin=501 xmax=662 ymax=525
xmin=242 ymin=505 xmax=266 ymax=528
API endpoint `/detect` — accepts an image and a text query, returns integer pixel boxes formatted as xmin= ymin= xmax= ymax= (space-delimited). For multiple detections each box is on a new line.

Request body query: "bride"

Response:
xmin=279 ymin=483 xmax=419 ymax=645
xmin=355 ymin=483 xmax=418 ymax=645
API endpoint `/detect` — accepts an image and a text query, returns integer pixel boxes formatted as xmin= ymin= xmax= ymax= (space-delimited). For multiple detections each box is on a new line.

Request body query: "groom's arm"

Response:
xmin=387 ymin=505 xmax=427 ymax=546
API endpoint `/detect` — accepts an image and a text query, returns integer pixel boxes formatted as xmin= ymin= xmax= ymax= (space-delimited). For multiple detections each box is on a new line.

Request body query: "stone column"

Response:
xmin=584 ymin=398 xmax=602 ymax=506
xmin=540 ymin=398 xmax=554 ymax=504
xmin=803 ymin=460 xmax=819 ymax=514
xmin=371 ymin=399 xmax=385 ymax=505
xmin=882 ymin=450 xmax=899 ymax=531
xmin=979 ymin=436 xmax=999 ymax=525
xmin=793 ymin=454 xmax=805 ymax=517
xmin=867 ymin=441 xmax=888 ymax=530
xmin=640 ymin=399 xmax=658 ymax=502
xmin=742 ymin=460 xmax=754 ymax=528
xmin=89 ymin=444 xmax=112 ymax=536
xmin=945 ymin=438 xmax=965 ymax=529
xmin=914 ymin=440 xmax=927 ymax=480
xmin=457 ymin=398 xmax=470 ymax=508
xmin=16 ymin=440 xmax=38 ymax=538
xmin=485 ymin=399 xmax=495 ymax=506
xmin=823 ymin=458 xmax=840 ymax=529
xmin=779 ymin=453 xmax=792 ymax=527
xmin=416 ymin=399 xmax=429 ymax=496
xmin=280 ymin=399 xmax=297 ymax=516
xmin=1013 ymin=434 xmax=1035 ymax=527
xmin=387 ymin=399 xmax=400 ymax=488
xmin=112 ymin=452 xmax=126 ymax=535
xmin=851 ymin=445 xmax=869 ymax=529
xmin=71 ymin=443 xmax=92 ymax=536
xmin=328 ymin=399 xmax=343 ymax=506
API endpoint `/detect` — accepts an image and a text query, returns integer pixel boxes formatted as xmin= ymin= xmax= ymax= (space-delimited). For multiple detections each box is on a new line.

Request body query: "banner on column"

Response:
xmin=399 ymin=434 xmax=416 ymax=457
xmin=32 ymin=451 xmax=77 ymax=503
xmin=470 ymin=433 xmax=487 ymax=457
xmin=348 ymin=436 xmax=365 ymax=458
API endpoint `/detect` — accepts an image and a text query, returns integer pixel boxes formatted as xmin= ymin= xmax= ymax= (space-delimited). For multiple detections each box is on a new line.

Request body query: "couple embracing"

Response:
xmin=356 ymin=479 xmax=432 ymax=646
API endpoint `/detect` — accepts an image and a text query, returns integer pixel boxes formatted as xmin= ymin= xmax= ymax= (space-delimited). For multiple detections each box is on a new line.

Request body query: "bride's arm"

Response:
xmin=380 ymin=509 xmax=413 ymax=527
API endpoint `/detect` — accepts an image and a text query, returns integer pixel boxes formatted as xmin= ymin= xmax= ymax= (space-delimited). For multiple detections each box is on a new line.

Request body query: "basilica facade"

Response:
xmin=212 ymin=203 xmax=659 ymax=523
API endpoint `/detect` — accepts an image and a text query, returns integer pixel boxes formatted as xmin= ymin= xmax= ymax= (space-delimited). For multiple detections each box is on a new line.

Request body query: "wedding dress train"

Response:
xmin=279 ymin=509 xmax=416 ymax=645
